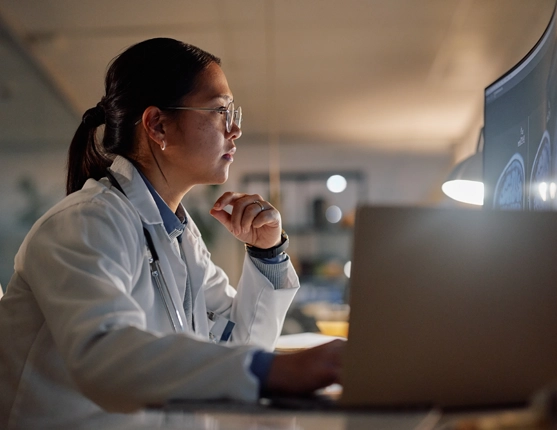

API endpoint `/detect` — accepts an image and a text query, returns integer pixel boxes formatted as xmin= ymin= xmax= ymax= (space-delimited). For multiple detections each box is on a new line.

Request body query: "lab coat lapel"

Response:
xmin=107 ymin=156 xmax=161 ymax=226
xmin=179 ymin=217 xmax=213 ymax=336
xmin=180 ymin=220 xmax=208 ymax=306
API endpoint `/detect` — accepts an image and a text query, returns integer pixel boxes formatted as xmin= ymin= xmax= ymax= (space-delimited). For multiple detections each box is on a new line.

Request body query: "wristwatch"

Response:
xmin=245 ymin=231 xmax=289 ymax=258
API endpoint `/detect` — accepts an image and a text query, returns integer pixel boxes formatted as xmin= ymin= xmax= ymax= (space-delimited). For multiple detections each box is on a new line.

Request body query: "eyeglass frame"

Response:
xmin=161 ymin=102 xmax=242 ymax=133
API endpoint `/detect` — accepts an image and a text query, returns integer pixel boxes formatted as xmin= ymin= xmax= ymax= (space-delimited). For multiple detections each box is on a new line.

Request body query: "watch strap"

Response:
xmin=245 ymin=231 xmax=289 ymax=259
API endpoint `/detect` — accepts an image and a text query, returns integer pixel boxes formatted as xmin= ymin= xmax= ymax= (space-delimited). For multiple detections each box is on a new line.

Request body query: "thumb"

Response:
xmin=210 ymin=208 xmax=232 ymax=229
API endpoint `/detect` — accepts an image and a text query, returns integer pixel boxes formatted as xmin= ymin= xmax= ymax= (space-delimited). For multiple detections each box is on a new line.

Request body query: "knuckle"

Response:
xmin=218 ymin=191 xmax=233 ymax=202
xmin=237 ymin=194 xmax=251 ymax=204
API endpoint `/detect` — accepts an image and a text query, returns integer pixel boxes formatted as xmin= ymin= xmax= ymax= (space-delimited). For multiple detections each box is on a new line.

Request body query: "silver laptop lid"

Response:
xmin=341 ymin=206 xmax=557 ymax=408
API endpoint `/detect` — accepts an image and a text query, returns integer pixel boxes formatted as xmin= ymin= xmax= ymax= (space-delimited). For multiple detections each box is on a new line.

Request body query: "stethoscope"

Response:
xmin=105 ymin=170 xmax=234 ymax=341
xmin=143 ymin=224 xmax=186 ymax=333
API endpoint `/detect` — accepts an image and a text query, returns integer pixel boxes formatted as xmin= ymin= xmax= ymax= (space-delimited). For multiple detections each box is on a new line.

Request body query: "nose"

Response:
xmin=227 ymin=121 xmax=242 ymax=140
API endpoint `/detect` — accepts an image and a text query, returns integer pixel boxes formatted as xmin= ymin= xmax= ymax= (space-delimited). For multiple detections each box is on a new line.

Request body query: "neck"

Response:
xmin=134 ymin=159 xmax=192 ymax=213
xmin=132 ymin=134 xmax=195 ymax=212
xmin=148 ymin=177 xmax=187 ymax=213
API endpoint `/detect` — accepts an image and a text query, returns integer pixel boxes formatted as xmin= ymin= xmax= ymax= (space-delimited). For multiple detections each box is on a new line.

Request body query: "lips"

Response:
xmin=223 ymin=147 xmax=236 ymax=161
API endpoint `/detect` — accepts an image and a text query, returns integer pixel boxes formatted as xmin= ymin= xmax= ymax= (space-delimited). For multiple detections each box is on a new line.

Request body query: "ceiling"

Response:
xmin=0 ymin=0 xmax=555 ymax=158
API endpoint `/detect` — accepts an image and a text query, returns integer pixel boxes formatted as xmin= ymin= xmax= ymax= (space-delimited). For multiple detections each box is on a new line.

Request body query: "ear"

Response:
xmin=141 ymin=106 xmax=167 ymax=149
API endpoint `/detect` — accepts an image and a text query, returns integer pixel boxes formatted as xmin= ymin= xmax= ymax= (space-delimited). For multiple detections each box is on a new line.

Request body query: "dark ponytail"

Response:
xmin=66 ymin=38 xmax=221 ymax=195
xmin=66 ymin=104 xmax=110 ymax=195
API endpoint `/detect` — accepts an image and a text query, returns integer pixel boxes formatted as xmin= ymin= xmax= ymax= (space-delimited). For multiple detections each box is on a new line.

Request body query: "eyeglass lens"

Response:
xmin=226 ymin=103 xmax=242 ymax=132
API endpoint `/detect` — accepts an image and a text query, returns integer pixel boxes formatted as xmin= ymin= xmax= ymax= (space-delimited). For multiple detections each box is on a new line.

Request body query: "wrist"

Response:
xmin=245 ymin=230 xmax=289 ymax=259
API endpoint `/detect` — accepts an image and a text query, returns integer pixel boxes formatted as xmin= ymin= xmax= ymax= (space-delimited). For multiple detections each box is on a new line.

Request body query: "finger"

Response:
xmin=212 ymin=191 xmax=248 ymax=210
xmin=250 ymin=211 xmax=281 ymax=236
xmin=241 ymin=201 xmax=277 ymax=232
xmin=212 ymin=192 xmax=270 ymax=235
xmin=212 ymin=192 xmax=251 ymax=235
xmin=209 ymin=207 xmax=233 ymax=232
xmin=230 ymin=194 xmax=265 ymax=234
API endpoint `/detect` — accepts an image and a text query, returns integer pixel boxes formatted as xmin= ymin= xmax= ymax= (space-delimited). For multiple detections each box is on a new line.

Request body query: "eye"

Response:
xmin=216 ymin=106 xmax=227 ymax=114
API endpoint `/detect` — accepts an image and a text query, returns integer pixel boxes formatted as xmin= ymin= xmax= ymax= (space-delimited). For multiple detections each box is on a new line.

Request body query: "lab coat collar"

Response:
xmin=107 ymin=156 xmax=203 ymax=242
xmin=137 ymin=169 xmax=186 ymax=241
xmin=107 ymin=156 xmax=162 ymax=227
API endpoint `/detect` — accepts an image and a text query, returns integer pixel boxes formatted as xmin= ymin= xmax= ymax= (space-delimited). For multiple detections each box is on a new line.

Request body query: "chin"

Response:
xmin=209 ymin=171 xmax=229 ymax=185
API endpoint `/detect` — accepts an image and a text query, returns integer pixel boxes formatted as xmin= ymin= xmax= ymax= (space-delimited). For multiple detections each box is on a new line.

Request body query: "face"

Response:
xmin=162 ymin=62 xmax=241 ymax=189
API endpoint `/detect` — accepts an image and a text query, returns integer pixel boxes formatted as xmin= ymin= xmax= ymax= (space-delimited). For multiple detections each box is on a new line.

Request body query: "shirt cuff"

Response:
xmin=249 ymin=350 xmax=275 ymax=394
xmin=249 ymin=254 xmax=290 ymax=289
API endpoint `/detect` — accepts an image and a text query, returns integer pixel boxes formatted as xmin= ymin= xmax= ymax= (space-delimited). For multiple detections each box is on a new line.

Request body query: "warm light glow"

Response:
xmin=327 ymin=175 xmax=347 ymax=193
xmin=442 ymin=180 xmax=484 ymax=206
xmin=344 ymin=261 xmax=351 ymax=278
xmin=539 ymin=182 xmax=548 ymax=202
xmin=325 ymin=205 xmax=342 ymax=223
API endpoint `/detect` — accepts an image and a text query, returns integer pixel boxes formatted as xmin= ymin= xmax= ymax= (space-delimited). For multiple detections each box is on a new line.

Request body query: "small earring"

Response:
xmin=161 ymin=140 xmax=166 ymax=151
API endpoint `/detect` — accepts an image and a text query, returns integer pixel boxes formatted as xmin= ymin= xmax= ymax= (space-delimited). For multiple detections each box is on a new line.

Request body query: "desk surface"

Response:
xmin=87 ymin=405 xmax=437 ymax=430
xmin=74 ymin=401 xmax=542 ymax=430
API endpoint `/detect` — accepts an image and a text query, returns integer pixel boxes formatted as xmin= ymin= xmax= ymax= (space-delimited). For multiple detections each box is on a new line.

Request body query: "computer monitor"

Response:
xmin=484 ymin=5 xmax=557 ymax=210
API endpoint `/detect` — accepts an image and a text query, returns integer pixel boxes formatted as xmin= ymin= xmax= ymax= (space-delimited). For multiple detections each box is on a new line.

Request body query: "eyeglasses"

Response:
xmin=162 ymin=101 xmax=242 ymax=133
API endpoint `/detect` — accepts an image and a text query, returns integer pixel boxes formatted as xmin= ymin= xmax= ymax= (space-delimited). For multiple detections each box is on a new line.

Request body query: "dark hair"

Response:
xmin=66 ymin=38 xmax=221 ymax=195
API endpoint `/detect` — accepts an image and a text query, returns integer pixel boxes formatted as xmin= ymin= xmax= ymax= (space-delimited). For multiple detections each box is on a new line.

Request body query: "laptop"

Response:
xmin=339 ymin=205 xmax=557 ymax=409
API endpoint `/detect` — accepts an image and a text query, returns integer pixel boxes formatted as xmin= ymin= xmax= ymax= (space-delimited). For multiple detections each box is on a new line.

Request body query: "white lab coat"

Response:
xmin=0 ymin=156 xmax=299 ymax=429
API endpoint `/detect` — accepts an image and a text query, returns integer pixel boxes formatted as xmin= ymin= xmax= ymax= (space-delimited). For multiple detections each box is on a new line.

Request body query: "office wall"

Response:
xmin=0 ymin=151 xmax=67 ymax=288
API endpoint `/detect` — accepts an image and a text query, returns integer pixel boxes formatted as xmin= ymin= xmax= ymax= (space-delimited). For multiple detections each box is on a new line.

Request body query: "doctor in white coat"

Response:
xmin=0 ymin=38 xmax=344 ymax=429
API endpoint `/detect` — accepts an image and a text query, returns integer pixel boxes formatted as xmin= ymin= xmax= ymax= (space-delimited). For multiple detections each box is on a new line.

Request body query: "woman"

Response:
xmin=0 ymin=38 xmax=343 ymax=428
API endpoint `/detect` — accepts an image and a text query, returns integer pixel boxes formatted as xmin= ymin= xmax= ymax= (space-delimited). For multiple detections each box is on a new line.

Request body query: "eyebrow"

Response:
xmin=211 ymin=94 xmax=233 ymax=103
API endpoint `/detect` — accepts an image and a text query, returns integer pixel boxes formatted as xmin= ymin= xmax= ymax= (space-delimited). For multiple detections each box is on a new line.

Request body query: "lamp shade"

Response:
xmin=442 ymin=151 xmax=484 ymax=205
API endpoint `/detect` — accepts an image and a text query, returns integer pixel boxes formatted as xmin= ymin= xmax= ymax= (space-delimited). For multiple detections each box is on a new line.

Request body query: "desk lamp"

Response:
xmin=442 ymin=128 xmax=484 ymax=206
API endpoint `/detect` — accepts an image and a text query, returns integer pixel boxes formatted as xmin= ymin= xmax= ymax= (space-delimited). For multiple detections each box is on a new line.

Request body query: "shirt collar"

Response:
xmin=137 ymin=170 xmax=187 ymax=241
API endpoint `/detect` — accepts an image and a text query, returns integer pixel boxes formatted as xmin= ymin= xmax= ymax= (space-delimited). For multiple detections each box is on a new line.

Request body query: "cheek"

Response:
xmin=190 ymin=118 xmax=221 ymax=143
xmin=194 ymin=112 xmax=222 ymax=132
xmin=176 ymin=116 xmax=224 ymax=160
xmin=186 ymin=133 xmax=221 ymax=161
xmin=195 ymin=120 xmax=223 ymax=148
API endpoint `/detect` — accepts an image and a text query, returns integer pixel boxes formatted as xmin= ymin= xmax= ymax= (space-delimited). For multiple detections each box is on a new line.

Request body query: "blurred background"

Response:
xmin=0 ymin=0 xmax=554 ymax=334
